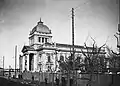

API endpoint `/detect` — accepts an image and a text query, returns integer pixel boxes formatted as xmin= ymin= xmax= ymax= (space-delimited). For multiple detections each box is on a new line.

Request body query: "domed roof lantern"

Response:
xmin=30 ymin=18 xmax=52 ymax=35
xmin=38 ymin=18 xmax=43 ymax=25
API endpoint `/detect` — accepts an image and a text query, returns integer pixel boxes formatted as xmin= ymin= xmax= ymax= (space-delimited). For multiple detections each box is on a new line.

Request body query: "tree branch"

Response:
xmin=84 ymin=42 xmax=90 ymax=58
xmin=81 ymin=48 xmax=88 ymax=58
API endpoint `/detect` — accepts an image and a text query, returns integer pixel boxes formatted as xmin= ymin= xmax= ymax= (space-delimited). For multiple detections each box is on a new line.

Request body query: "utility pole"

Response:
xmin=3 ymin=56 xmax=4 ymax=76
xmin=72 ymin=7 xmax=78 ymax=86
xmin=72 ymin=7 xmax=76 ymax=86
xmin=72 ymin=8 xmax=75 ymax=61
xmin=67 ymin=8 xmax=75 ymax=86
xmin=72 ymin=8 xmax=75 ymax=70
xmin=15 ymin=45 xmax=17 ymax=78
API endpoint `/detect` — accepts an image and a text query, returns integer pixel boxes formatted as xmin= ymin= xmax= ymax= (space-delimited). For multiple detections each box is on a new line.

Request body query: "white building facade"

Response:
xmin=19 ymin=18 xmax=106 ymax=73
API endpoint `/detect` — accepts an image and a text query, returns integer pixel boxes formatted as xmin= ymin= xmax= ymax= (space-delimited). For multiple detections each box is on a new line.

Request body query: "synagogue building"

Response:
xmin=19 ymin=18 xmax=105 ymax=73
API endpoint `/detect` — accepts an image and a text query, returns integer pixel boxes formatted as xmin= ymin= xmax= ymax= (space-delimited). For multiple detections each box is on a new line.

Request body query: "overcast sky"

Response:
xmin=0 ymin=0 xmax=119 ymax=68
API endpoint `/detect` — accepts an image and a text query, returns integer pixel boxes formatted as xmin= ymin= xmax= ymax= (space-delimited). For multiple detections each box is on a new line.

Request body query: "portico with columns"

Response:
xmin=20 ymin=18 xmax=56 ymax=72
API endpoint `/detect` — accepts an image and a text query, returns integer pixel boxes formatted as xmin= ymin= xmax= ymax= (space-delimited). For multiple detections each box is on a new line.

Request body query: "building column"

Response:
xmin=34 ymin=53 xmax=37 ymax=72
xmin=22 ymin=55 xmax=25 ymax=72
xmin=27 ymin=54 xmax=29 ymax=71
xmin=38 ymin=54 xmax=42 ymax=72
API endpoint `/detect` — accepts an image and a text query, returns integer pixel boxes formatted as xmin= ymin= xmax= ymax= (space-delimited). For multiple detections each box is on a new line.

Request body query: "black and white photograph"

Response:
xmin=0 ymin=0 xmax=119 ymax=86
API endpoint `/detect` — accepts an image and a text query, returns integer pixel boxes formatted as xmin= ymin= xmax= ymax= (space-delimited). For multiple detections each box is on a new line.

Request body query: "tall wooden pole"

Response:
xmin=72 ymin=8 xmax=75 ymax=71
xmin=72 ymin=7 xmax=76 ymax=85
xmin=15 ymin=45 xmax=17 ymax=78
xmin=3 ymin=56 xmax=4 ymax=76
xmin=72 ymin=8 xmax=75 ymax=60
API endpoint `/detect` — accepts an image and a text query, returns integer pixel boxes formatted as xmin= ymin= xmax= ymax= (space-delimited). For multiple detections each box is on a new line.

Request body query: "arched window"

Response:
xmin=42 ymin=37 xmax=44 ymax=43
xmin=45 ymin=38 xmax=48 ymax=43
xmin=38 ymin=37 xmax=41 ymax=42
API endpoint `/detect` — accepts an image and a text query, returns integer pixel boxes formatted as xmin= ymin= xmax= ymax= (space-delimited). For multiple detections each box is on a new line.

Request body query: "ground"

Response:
xmin=0 ymin=77 xmax=31 ymax=86
xmin=0 ymin=77 xmax=56 ymax=86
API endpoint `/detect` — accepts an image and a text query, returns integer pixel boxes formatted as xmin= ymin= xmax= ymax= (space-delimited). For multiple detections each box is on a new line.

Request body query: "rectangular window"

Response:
xmin=38 ymin=37 xmax=41 ymax=42
xmin=42 ymin=37 xmax=44 ymax=43
xmin=45 ymin=38 xmax=47 ymax=43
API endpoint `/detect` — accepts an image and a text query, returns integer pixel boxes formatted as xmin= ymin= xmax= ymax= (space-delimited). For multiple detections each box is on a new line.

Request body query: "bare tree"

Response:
xmin=58 ymin=36 xmax=107 ymax=86
xmin=58 ymin=51 xmax=84 ymax=86
xmin=81 ymin=37 xmax=106 ymax=86
xmin=106 ymin=46 xmax=120 ymax=74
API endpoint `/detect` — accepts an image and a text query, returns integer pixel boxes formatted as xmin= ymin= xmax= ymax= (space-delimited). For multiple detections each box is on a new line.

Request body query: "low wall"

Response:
xmin=22 ymin=71 xmax=120 ymax=86
xmin=78 ymin=74 xmax=120 ymax=86
xmin=22 ymin=71 xmax=58 ymax=83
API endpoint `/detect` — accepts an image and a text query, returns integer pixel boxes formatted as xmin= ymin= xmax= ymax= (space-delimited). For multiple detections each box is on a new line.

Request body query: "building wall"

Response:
xmin=21 ymin=48 xmax=88 ymax=72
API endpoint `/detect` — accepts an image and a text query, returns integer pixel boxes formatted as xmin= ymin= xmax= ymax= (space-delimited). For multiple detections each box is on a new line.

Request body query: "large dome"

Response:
xmin=30 ymin=19 xmax=51 ymax=35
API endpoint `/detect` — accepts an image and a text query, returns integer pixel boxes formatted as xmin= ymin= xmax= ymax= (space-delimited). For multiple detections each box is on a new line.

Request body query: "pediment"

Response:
xmin=22 ymin=46 xmax=35 ymax=53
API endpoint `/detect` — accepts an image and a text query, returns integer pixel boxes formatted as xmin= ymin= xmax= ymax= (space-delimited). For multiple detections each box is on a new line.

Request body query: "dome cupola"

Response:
xmin=30 ymin=18 xmax=51 ymax=35
xmin=29 ymin=18 xmax=52 ymax=48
